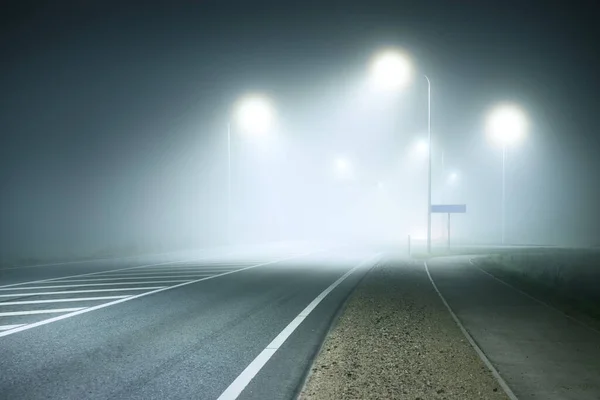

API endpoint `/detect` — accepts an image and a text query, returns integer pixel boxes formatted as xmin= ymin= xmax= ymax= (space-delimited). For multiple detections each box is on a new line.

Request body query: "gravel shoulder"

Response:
xmin=298 ymin=259 xmax=508 ymax=400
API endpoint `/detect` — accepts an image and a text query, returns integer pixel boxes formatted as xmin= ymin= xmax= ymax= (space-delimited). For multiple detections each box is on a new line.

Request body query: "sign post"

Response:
xmin=430 ymin=204 xmax=466 ymax=250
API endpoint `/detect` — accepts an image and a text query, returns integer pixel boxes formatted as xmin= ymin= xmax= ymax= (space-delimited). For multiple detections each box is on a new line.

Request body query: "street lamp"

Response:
xmin=332 ymin=155 xmax=353 ymax=180
xmin=447 ymin=171 xmax=459 ymax=185
xmin=369 ymin=50 xmax=412 ymax=92
xmin=414 ymin=137 xmax=429 ymax=155
xmin=370 ymin=49 xmax=433 ymax=253
xmin=486 ymin=103 xmax=527 ymax=245
xmin=228 ymin=94 xmax=276 ymax=240
xmin=233 ymin=95 xmax=275 ymax=137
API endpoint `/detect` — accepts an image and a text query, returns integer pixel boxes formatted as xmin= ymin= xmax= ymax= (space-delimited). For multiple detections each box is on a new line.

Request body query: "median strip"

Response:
xmin=299 ymin=259 xmax=509 ymax=400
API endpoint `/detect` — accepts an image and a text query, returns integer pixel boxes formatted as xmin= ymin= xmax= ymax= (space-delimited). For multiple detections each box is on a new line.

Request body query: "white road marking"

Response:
xmin=0 ymin=260 xmax=190 ymax=289
xmin=48 ymin=275 xmax=211 ymax=282
xmin=424 ymin=261 xmax=519 ymax=400
xmin=97 ymin=269 xmax=239 ymax=276
xmin=0 ymin=252 xmax=316 ymax=338
xmin=0 ymin=248 xmax=220 ymax=271
xmin=170 ymin=262 xmax=255 ymax=266
xmin=216 ymin=254 xmax=380 ymax=400
xmin=0 ymin=296 xmax=129 ymax=306
xmin=138 ymin=265 xmax=238 ymax=270
xmin=0 ymin=287 xmax=164 ymax=297
xmin=0 ymin=324 xmax=25 ymax=331
xmin=0 ymin=281 xmax=191 ymax=290
xmin=0 ymin=308 xmax=85 ymax=317
xmin=0 ymin=255 xmax=144 ymax=271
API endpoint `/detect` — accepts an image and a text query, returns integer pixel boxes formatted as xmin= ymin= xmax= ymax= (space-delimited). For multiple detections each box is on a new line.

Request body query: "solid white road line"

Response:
xmin=0 ymin=296 xmax=129 ymax=306
xmin=0 ymin=287 xmax=165 ymax=297
xmin=0 ymin=252 xmax=317 ymax=338
xmin=48 ymin=275 xmax=211 ymax=282
xmin=0 ymin=308 xmax=85 ymax=317
xmin=0 ymin=324 xmax=25 ymax=331
xmin=216 ymin=253 xmax=380 ymax=400
xmin=0 ymin=281 xmax=191 ymax=290
xmin=424 ymin=261 xmax=518 ymax=400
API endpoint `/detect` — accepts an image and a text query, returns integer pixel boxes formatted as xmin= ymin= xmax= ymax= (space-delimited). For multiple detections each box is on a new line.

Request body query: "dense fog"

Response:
xmin=1 ymin=2 xmax=598 ymax=263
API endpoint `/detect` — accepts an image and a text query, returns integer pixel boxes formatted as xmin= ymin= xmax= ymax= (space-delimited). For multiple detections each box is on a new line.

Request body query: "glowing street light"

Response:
xmin=369 ymin=49 xmax=413 ymax=92
xmin=333 ymin=155 xmax=353 ymax=180
xmin=233 ymin=94 xmax=276 ymax=136
xmin=227 ymin=94 xmax=276 ymax=240
xmin=486 ymin=103 xmax=528 ymax=245
xmin=414 ymin=138 xmax=429 ymax=155
xmin=369 ymin=48 xmax=433 ymax=253
xmin=447 ymin=171 xmax=459 ymax=184
xmin=487 ymin=104 xmax=527 ymax=147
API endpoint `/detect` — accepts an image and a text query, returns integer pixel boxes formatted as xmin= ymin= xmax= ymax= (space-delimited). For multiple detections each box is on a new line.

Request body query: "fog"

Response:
xmin=1 ymin=2 xmax=598 ymax=263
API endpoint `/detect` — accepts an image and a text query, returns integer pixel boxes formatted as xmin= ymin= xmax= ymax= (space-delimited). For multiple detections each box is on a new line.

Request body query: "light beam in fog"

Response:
xmin=369 ymin=49 xmax=413 ymax=92
xmin=234 ymin=95 xmax=276 ymax=136
xmin=486 ymin=103 xmax=528 ymax=245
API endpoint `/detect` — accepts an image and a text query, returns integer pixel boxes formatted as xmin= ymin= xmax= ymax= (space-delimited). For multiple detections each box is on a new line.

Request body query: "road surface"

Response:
xmin=3 ymin=248 xmax=600 ymax=400
xmin=0 ymin=244 xmax=378 ymax=400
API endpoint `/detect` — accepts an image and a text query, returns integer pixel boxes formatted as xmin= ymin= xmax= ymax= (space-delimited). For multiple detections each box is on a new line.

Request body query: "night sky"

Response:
xmin=1 ymin=1 xmax=599 ymax=260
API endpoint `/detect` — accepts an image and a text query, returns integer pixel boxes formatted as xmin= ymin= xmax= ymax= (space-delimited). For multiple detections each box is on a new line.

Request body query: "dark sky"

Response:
xmin=1 ymin=1 xmax=599 ymax=258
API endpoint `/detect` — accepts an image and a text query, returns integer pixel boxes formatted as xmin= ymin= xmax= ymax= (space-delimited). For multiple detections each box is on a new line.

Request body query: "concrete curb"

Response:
xmin=424 ymin=261 xmax=519 ymax=400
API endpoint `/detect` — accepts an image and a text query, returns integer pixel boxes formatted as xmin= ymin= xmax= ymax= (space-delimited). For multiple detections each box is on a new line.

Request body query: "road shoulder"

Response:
xmin=299 ymin=258 xmax=507 ymax=400
xmin=428 ymin=255 xmax=600 ymax=400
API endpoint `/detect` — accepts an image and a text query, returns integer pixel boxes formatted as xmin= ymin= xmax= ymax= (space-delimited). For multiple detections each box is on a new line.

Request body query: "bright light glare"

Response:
xmin=234 ymin=94 xmax=275 ymax=135
xmin=486 ymin=104 xmax=527 ymax=147
xmin=448 ymin=171 xmax=459 ymax=184
xmin=369 ymin=49 xmax=412 ymax=92
xmin=413 ymin=138 xmax=428 ymax=155
xmin=333 ymin=156 xmax=353 ymax=179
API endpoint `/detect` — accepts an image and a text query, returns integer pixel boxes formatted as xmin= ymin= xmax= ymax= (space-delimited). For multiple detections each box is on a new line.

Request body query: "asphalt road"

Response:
xmin=0 ymin=244 xmax=379 ymax=400
xmin=427 ymin=255 xmax=600 ymax=400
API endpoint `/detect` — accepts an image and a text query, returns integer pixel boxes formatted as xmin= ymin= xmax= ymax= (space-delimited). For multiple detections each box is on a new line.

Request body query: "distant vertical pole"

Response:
xmin=425 ymin=75 xmax=432 ymax=254
xmin=227 ymin=122 xmax=232 ymax=242
xmin=440 ymin=150 xmax=445 ymax=201
xmin=408 ymin=234 xmax=411 ymax=256
xmin=440 ymin=149 xmax=445 ymax=241
xmin=502 ymin=145 xmax=506 ymax=245
xmin=447 ymin=213 xmax=451 ymax=250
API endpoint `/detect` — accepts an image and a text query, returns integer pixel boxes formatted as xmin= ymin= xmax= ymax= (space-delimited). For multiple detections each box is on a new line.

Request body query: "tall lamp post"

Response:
xmin=369 ymin=49 xmax=433 ymax=253
xmin=486 ymin=103 xmax=527 ymax=245
xmin=228 ymin=94 xmax=276 ymax=241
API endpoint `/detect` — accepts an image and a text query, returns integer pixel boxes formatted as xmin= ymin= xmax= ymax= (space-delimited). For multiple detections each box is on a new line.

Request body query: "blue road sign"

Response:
xmin=431 ymin=204 xmax=467 ymax=213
